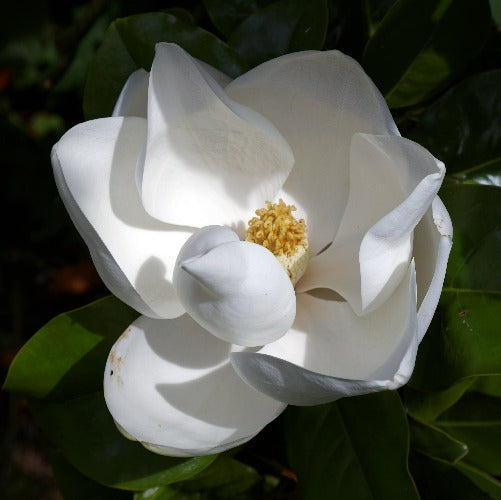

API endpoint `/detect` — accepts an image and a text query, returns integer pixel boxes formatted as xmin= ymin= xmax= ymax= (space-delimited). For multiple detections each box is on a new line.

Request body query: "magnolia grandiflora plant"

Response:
xmin=51 ymin=43 xmax=452 ymax=457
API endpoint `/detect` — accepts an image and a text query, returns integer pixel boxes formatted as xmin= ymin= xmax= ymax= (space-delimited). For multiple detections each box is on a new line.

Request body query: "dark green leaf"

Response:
xmin=409 ymin=418 xmax=468 ymax=463
xmin=181 ymin=457 xmax=260 ymax=498
xmin=408 ymin=70 xmax=501 ymax=186
xmin=83 ymin=13 xmax=247 ymax=119
xmin=203 ymin=0 xmax=272 ymax=38
xmin=363 ymin=0 xmax=491 ymax=108
xmin=285 ymin=391 xmax=419 ymax=499
xmin=410 ymin=452 xmax=495 ymax=500
xmin=436 ymin=392 xmax=501 ymax=476
xmin=50 ymin=450 xmax=129 ymax=500
xmin=364 ymin=0 xmax=398 ymax=36
xmin=472 ymin=376 xmax=501 ymax=399
xmin=402 ymin=378 xmax=476 ymax=421
xmin=410 ymin=185 xmax=501 ymax=391
xmin=135 ymin=486 xmax=206 ymax=499
xmin=455 ymin=462 xmax=501 ymax=500
xmin=30 ymin=391 xmax=217 ymax=490
xmin=228 ymin=0 xmax=328 ymax=67
xmin=3 ymin=296 xmax=138 ymax=400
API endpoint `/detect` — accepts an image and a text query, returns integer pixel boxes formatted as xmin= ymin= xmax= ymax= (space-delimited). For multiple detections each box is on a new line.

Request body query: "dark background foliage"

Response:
xmin=1 ymin=0 xmax=500 ymax=498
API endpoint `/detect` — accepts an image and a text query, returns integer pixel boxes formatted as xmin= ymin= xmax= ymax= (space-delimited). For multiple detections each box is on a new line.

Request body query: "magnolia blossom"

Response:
xmin=51 ymin=43 xmax=452 ymax=457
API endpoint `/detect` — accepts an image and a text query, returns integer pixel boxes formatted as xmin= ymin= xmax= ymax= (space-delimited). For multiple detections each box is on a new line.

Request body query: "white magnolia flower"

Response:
xmin=51 ymin=43 xmax=452 ymax=457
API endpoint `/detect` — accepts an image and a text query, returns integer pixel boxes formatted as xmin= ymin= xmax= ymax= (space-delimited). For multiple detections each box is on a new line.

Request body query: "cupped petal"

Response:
xmin=104 ymin=315 xmax=286 ymax=456
xmin=52 ymin=116 xmax=193 ymax=318
xmin=231 ymin=263 xmax=419 ymax=405
xmin=194 ymin=59 xmax=232 ymax=88
xmin=112 ymin=69 xmax=149 ymax=118
xmin=414 ymin=196 xmax=453 ymax=341
xmin=297 ymin=134 xmax=445 ymax=315
xmin=173 ymin=226 xmax=296 ymax=347
xmin=140 ymin=43 xmax=294 ymax=229
xmin=225 ymin=50 xmax=398 ymax=255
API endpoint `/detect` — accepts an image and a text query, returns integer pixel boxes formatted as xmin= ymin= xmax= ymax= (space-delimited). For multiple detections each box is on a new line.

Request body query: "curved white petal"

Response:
xmin=104 ymin=315 xmax=286 ymax=456
xmin=140 ymin=43 xmax=294 ymax=229
xmin=232 ymin=263 xmax=418 ymax=405
xmin=173 ymin=226 xmax=295 ymax=347
xmin=51 ymin=117 xmax=192 ymax=318
xmin=414 ymin=196 xmax=453 ymax=341
xmin=112 ymin=69 xmax=149 ymax=118
xmin=225 ymin=50 xmax=398 ymax=255
xmin=194 ymin=59 xmax=232 ymax=88
xmin=297 ymin=134 xmax=445 ymax=315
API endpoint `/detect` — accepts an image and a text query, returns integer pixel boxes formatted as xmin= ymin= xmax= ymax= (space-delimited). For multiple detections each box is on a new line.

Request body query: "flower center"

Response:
xmin=245 ymin=199 xmax=309 ymax=285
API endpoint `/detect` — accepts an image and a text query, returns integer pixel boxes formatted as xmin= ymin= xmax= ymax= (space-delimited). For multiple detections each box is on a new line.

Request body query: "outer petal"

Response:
xmin=225 ymin=50 xmax=398 ymax=255
xmin=104 ymin=315 xmax=286 ymax=456
xmin=414 ymin=196 xmax=453 ymax=341
xmin=173 ymin=227 xmax=296 ymax=347
xmin=297 ymin=134 xmax=444 ymax=315
xmin=231 ymin=263 xmax=418 ymax=405
xmin=52 ymin=117 xmax=192 ymax=318
xmin=112 ymin=69 xmax=149 ymax=118
xmin=140 ymin=43 xmax=294 ymax=229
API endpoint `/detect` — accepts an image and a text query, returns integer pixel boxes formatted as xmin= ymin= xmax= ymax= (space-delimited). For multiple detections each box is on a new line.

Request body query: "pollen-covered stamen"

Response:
xmin=245 ymin=199 xmax=309 ymax=285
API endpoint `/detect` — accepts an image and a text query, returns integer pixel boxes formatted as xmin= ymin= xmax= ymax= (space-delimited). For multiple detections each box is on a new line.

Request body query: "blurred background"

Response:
xmin=1 ymin=1 xmax=500 ymax=498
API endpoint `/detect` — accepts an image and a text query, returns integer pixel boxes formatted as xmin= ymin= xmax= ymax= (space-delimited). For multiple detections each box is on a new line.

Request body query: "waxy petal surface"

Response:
xmin=52 ymin=117 xmax=192 ymax=318
xmin=298 ymin=134 xmax=444 ymax=315
xmin=140 ymin=43 xmax=294 ymax=229
xmin=231 ymin=263 xmax=418 ymax=405
xmin=112 ymin=69 xmax=149 ymax=118
xmin=104 ymin=315 xmax=286 ymax=456
xmin=226 ymin=50 xmax=398 ymax=255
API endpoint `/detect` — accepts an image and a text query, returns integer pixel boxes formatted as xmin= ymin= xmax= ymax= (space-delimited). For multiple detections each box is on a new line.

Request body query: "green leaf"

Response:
xmin=181 ymin=457 xmax=260 ymax=498
xmin=363 ymin=0 xmax=398 ymax=37
xmin=50 ymin=450 xmax=130 ymax=500
xmin=285 ymin=391 xmax=419 ymax=500
xmin=83 ymin=13 xmax=247 ymax=119
xmin=409 ymin=418 xmax=468 ymax=463
xmin=410 ymin=185 xmax=501 ymax=391
xmin=455 ymin=462 xmax=501 ymax=500
xmin=408 ymin=70 xmax=501 ymax=186
xmin=3 ymin=296 xmax=138 ymax=400
xmin=410 ymin=452 xmax=495 ymax=500
xmin=135 ymin=486 xmax=206 ymax=499
xmin=472 ymin=376 xmax=501 ymax=399
xmin=203 ymin=0 xmax=272 ymax=38
xmin=30 ymin=391 xmax=217 ymax=490
xmin=228 ymin=0 xmax=328 ymax=67
xmin=362 ymin=0 xmax=491 ymax=108
xmin=435 ymin=392 xmax=501 ymax=476
xmin=402 ymin=378 xmax=476 ymax=421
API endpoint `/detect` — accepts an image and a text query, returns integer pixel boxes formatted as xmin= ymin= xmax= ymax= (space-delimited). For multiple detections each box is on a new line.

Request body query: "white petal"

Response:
xmin=231 ymin=263 xmax=419 ymax=405
xmin=112 ymin=69 xmax=149 ymax=118
xmin=104 ymin=315 xmax=286 ymax=456
xmin=52 ymin=117 xmax=192 ymax=318
xmin=140 ymin=43 xmax=294 ymax=228
xmin=225 ymin=50 xmax=398 ymax=255
xmin=297 ymin=134 xmax=444 ymax=315
xmin=173 ymin=226 xmax=295 ymax=347
xmin=414 ymin=196 xmax=453 ymax=341
xmin=193 ymin=59 xmax=232 ymax=88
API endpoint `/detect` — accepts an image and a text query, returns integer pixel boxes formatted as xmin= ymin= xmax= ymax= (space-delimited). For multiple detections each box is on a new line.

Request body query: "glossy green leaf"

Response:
xmin=402 ymin=379 xmax=476 ymax=421
xmin=3 ymin=296 xmax=138 ymax=400
xmin=409 ymin=70 xmax=501 ymax=186
xmin=409 ymin=419 xmax=468 ymax=463
xmin=363 ymin=0 xmax=491 ymax=108
xmin=83 ymin=13 xmax=247 ymax=119
xmin=135 ymin=486 xmax=206 ymax=500
xmin=181 ymin=457 xmax=259 ymax=498
xmin=436 ymin=392 xmax=501 ymax=476
xmin=455 ymin=462 xmax=501 ymax=500
xmin=410 ymin=185 xmax=501 ymax=391
xmin=203 ymin=0 xmax=272 ymax=38
xmin=285 ymin=392 xmax=419 ymax=499
xmin=30 ymin=391 xmax=216 ymax=490
xmin=364 ymin=0 xmax=398 ymax=36
xmin=228 ymin=0 xmax=328 ymax=67
xmin=410 ymin=452 xmax=495 ymax=500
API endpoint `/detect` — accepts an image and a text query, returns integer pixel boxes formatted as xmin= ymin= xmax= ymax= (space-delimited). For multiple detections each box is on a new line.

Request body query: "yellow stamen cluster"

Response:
xmin=245 ymin=199 xmax=309 ymax=284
